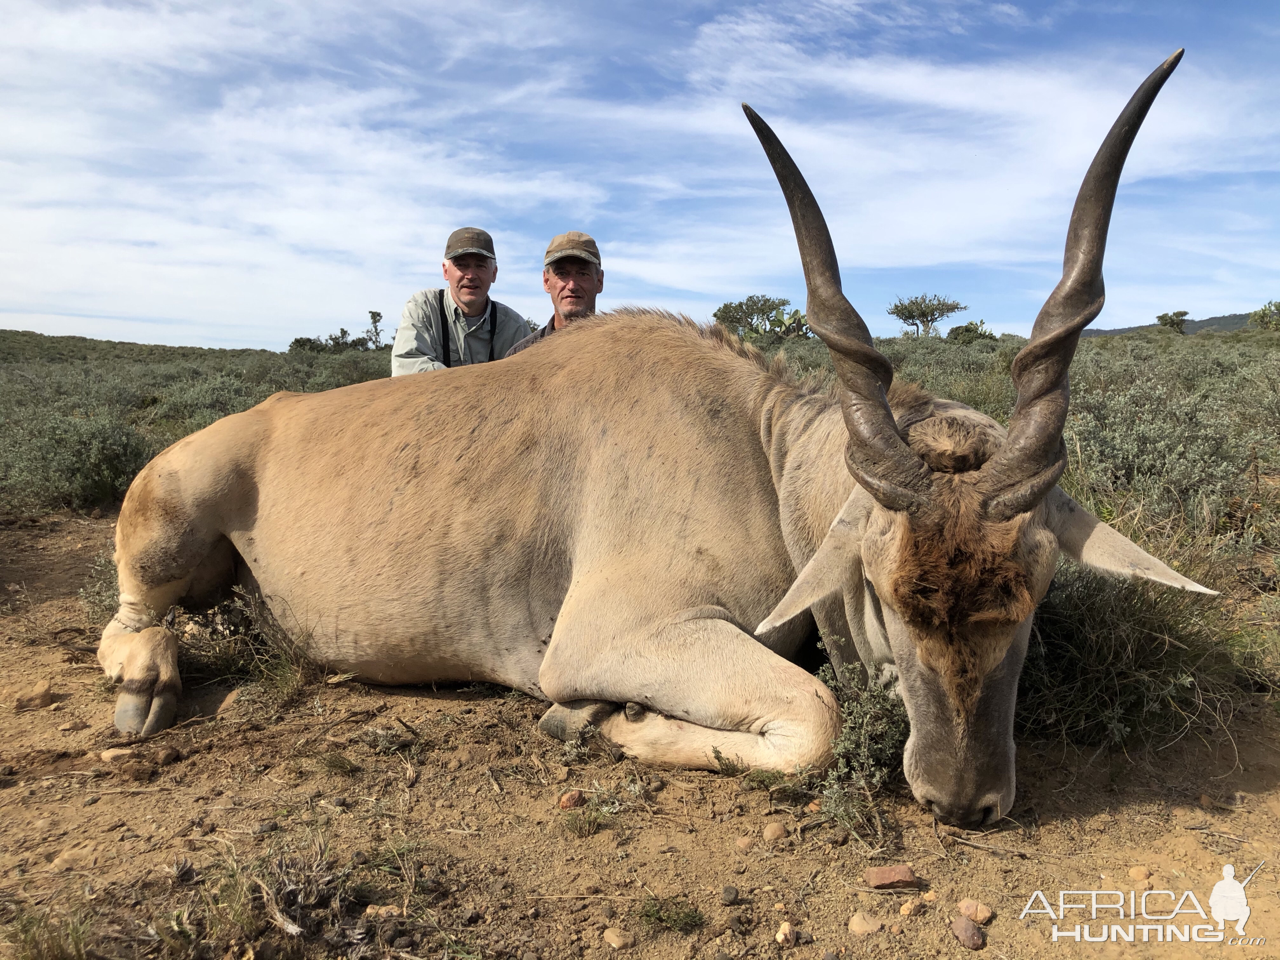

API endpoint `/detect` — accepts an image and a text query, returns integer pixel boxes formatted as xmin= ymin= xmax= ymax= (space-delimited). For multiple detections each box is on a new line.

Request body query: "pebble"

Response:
xmin=762 ymin=822 xmax=789 ymax=843
xmin=721 ymin=885 xmax=739 ymax=906
xmin=848 ymin=911 xmax=883 ymax=936
xmin=446 ymin=758 xmax=462 ymax=772
xmin=251 ymin=820 xmax=279 ymax=835
xmin=889 ymin=923 xmax=904 ymax=935
xmin=922 ymin=890 xmax=938 ymax=903
xmin=50 ymin=844 xmax=99 ymax=871
xmin=958 ymin=898 xmax=993 ymax=924
xmin=735 ymin=836 xmax=755 ymax=853
xmin=602 ymin=927 xmax=634 ymax=950
xmin=900 ymin=899 xmax=924 ymax=917
xmin=100 ymin=748 xmax=135 ymax=763
xmin=559 ymin=790 xmax=586 ymax=809
xmin=1128 ymin=866 xmax=1151 ymax=881
xmin=155 ymin=746 xmax=180 ymax=766
xmin=951 ymin=915 xmax=984 ymax=950
xmin=58 ymin=719 xmax=89 ymax=732
xmin=16 ymin=680 xmax=54 ymax=712
xmin=864 ymin=864 xmax=918 ymax=889
xmin=806 ymin=799 xmax=822 ymax=813
xmin=774 ymin=921 xmax=796 ymax=947
xmin=822 ymin=953 xmax=839 ymax=960
xmin=365 ymin=904 xmax=400 ymax=918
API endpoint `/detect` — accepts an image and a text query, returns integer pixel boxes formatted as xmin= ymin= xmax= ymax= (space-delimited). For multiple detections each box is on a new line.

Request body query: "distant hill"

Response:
xmin=1082 ymin=313 xmax=1249 ymax=338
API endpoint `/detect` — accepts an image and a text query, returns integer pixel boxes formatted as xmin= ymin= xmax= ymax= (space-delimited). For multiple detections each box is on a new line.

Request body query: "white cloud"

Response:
xmin=1 ymin=0 xmax=1278 ymax=348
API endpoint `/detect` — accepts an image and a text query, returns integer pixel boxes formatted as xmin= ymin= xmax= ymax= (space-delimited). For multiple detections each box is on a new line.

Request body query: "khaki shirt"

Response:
xmin=391 ymin=289 xmax=531 ymax=375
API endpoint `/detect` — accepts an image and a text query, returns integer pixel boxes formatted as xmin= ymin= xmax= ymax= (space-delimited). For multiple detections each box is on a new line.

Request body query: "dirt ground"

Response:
xmin=2 ymin=512 xmax=1279 ymax=960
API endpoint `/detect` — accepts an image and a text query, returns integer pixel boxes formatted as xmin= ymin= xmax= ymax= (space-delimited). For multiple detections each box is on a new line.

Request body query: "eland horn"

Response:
xmin=979 ymin=49 xmax=1184 ymax=519
xmin=744 ymin=103 xmax=932 ymax=514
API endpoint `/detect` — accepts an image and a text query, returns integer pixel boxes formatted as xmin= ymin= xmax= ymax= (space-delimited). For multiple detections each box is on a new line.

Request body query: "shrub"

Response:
xmin=945 ymin=319 xmax=997 ymax=344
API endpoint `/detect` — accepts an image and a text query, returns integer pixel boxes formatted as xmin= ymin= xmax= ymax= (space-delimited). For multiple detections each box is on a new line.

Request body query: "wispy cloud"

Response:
xmin=2 ymin=0 xmax=1278 ymax=348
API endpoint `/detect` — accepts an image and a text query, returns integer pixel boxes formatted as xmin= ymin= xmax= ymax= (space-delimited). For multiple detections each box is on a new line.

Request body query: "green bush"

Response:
xmin=0 ymin=330 xmax=390 ymax=513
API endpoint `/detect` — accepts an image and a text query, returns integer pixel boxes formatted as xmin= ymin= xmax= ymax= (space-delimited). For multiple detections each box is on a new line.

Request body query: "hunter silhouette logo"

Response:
xmin=1211 ymin=862 xmax=1263 ymax=935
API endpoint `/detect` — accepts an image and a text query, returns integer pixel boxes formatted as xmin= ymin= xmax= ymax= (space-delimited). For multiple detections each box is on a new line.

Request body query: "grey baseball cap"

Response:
xmin=544 ymin=231 xmax=601 ymax=267
xmin=444 ymin=227 xmax=496 ymax=261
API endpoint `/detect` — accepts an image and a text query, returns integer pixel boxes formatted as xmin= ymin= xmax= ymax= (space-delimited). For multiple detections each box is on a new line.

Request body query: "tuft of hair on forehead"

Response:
xmin=882 ymin=395 xmax=1039 ymax=715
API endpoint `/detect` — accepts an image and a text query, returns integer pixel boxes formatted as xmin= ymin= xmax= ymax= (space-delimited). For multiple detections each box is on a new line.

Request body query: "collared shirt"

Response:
xmin=391 ymin=289 xmax=532 ymax=375
xmin=504 ymin=317 xmax=557 ymax=358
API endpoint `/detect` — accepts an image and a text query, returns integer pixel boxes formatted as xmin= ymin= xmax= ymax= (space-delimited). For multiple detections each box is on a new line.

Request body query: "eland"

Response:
xmin=98 ymin=51 xmax=1207 ymax=827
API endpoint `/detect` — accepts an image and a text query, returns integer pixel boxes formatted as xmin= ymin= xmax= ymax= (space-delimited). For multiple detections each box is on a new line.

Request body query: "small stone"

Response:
xmin=58 ymin=719 xmax=89 ymax=732
xmin=900 ymin=899 xmax=924 ymax=917
xmin=958 ymin=899 xmax=993 ymax=924
xmin=735 ymin=836 xmax=755 ymax=853
xmin=446 ymin=758 xmax=462 ymax=772
xmin=922 ymin=890 xmax=938 ymax=903
xmin=392 ymin=936 xmax=414 ymax=950
xmin=50 ymin=844 xmax=99 ymax=871
xmin=251 ymin=820 xmax=279 ymax=835
xmin=332 ymin=796 xmax=349 ymax=808
xmin=848 ymin=911 xmax=883 ymax=936
xmin=602 ymin=927 xmax=634 ymax=950
xmin=773 ymin=901 xmax=785 ymax=911
xmin=864 ymin=864 xmax=918 ymax=889
xmin=762 ymin=822 xmax=789 ymax=843
xmin=351 ymin=849 xmax=368 ymax=864
xmin=822 ymin=953 xmax=839 ymax=960
xmin=16 ymin=680 xmax=54 ymax=711
xmin=775 ymin=921 xmax=796 ymax=947
xmin=82 ymin=795 xmax=99 ymax=806
xmin=721 ymin=885 xmax=739 ymax=906
xmin=100 ymin=748 xmax=136 ymax=763
xmin=1128 ymin=866 xmax=1151 ymax=881
xmin=951 ymin=915 xmax=984 ymax=950
xmin=559 ymin=789 xmax=586 ymax=809
xmin=889 ymin=923 xmax=904 ymax=934
xmin=1171 ymin=805 xmax=1193 ymax=817
xmin=155 ymin=746 xmax=180 ymax=766
xmin=806 ymin=799 xmax=822 ymax=813
xmin=602 ymin=903 xmax=616 ymax=919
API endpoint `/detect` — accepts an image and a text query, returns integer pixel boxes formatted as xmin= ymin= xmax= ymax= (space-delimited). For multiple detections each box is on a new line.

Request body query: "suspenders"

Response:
xmin=436 ymin=290 xmax=498 ymax=368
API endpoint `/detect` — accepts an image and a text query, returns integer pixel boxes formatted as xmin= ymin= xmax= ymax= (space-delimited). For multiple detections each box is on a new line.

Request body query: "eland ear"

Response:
xmin=756 ymin=495 xmax=867 ymax=635
xmin=1045 ymin=488 xmax=1217 ymax=595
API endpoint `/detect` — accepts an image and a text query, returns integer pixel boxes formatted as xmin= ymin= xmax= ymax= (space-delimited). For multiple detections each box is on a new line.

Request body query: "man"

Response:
xmin=505 ymin=231 xmax=604 ymax=357
xmin=391 ymin=227 xmax=531 ymax=375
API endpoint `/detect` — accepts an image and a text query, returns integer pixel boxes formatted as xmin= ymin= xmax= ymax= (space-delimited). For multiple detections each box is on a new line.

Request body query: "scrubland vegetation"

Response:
xmin=2 ymin=322 xmax=1278 ymax=759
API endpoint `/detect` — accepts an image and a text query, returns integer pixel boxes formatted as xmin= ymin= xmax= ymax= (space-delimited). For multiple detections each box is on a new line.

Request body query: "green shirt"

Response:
xmin=391 ymin=289 xmax=532 ymax=375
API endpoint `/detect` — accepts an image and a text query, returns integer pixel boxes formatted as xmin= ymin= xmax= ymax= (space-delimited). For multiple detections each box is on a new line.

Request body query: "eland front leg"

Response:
xmin=538 ymin=604 xmax=840 ymax=772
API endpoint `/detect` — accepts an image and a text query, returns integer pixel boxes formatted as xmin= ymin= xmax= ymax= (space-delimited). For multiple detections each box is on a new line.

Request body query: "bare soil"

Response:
xmin=2 ymin=513 xmax=1279 ymax=959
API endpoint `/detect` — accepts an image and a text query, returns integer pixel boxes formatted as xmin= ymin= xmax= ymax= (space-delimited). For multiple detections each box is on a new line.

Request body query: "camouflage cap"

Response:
xmin=544 ymin=231 xmax=601 ymax=267
xmin=444 ymin=227 xmax=496 ymax=261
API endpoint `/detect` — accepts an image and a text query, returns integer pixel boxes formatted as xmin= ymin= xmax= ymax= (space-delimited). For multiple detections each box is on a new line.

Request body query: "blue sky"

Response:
xmin=3 ymin=1 xmax=1278 ymax=349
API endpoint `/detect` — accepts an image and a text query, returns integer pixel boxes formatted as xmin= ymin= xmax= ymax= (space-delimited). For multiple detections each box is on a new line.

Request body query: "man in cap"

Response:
xmin=391 ymin=227 xmax=531 ymax=375
xmin=505 ymin=231 xmax=604 ymax=357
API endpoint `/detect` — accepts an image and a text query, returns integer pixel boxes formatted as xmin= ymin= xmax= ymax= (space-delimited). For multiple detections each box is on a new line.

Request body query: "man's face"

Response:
xmin=544 ymin=257 xmax=604 ymax=325
xmin=442 ymin=253 xmax=498 ymax=316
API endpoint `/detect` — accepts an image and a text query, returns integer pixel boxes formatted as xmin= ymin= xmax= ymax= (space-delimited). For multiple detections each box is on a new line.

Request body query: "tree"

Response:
xmin=1156 ymin=310 xmax=1189 ymax=335
xmin=945 ymin=319 xmax=996 ymax=345
xmin=887 ymin=294 xmax=967 ymax=337
xmin=713 ymin=295 xmax=809 ymax=341
xmin=364 ymin=311 xmax=385 ymax=348
xmin=1249 ymin=301 xmax=1280 ymax=331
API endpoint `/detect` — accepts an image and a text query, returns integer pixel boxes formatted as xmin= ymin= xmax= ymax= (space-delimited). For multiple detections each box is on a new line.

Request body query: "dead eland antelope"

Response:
xmin=99 ymin=51 xmax=1206 ymax=827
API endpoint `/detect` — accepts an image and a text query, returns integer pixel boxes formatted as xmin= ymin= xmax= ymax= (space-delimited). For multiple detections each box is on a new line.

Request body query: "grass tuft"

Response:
xmin=638 ymin=896 xmax=704 ymax=934
xmin=811 ymin=656 xmax=910 ymax=842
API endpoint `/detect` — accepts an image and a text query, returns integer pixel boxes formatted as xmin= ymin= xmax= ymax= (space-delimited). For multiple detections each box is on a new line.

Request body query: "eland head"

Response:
xmin=749 ymin=50 xmax=1212 ymax=827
